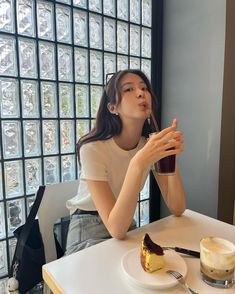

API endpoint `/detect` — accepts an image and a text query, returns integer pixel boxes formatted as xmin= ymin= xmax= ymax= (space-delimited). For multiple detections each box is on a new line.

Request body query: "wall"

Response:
xmin=217 ymin=0 xmax=235 ymax=224
xmin=160 ymin=0 xmax=227 ymax=218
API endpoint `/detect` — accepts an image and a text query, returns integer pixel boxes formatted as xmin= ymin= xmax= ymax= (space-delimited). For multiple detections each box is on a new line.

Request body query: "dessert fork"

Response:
xmin=166 ymin=270 xmax=198 ymax=294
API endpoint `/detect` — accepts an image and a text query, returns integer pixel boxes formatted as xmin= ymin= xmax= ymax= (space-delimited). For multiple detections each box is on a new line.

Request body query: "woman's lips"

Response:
xmin=138 ymin=102 xmax=148 ymax=110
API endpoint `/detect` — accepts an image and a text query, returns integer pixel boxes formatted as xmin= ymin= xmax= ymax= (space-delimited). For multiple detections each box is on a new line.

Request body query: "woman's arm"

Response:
xmin=87 ymin=156 xmax=145 ymax=240
xmin=153 ymin=163 xmax=186 ymax=217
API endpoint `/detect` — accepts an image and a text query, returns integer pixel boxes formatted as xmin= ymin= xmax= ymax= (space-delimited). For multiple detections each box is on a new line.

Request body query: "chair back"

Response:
xmin=38 ymin=180 xmax=79 ymax=263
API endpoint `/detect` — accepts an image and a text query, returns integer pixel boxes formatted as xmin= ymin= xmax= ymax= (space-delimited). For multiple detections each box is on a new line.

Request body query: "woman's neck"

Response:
xmin=113 ymin=120 xmax=143 ymax=150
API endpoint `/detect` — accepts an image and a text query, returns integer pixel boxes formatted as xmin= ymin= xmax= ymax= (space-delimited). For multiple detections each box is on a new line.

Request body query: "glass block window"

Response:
xmin=0 ymin=0 xmax=153 ymax=281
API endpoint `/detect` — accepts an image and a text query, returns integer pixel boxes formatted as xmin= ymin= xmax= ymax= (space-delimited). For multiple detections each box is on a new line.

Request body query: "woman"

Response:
xmin=65 ymin=69 xmax=186 ymax=255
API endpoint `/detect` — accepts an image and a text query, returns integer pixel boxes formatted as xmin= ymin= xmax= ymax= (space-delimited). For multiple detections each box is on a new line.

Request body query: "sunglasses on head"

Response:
xmin=105 ymin=72 xmax=116 ymax=85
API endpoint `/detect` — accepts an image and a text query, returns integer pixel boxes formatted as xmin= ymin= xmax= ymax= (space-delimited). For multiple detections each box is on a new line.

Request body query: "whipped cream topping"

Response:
xmin=200 ymin=237 xmax=235 ymax=270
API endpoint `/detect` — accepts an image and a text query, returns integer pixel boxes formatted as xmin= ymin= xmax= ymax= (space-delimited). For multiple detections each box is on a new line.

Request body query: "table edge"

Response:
xmin=43 ymin=265 xmax=64 ymax=294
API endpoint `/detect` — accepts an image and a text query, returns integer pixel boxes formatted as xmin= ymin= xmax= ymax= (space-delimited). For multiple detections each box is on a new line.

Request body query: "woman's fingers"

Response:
xmin=155 ymin=124 xmax=176 ymax=139
xmin=151 ymin=131 xmax=176 ymax=146
xmin=163 ymin=143 xmax=183 ymax=156
xmin=171 ymin=118 xmax=177 ymax=128
xmin=147 ymin=120 xmax=184 ymax=161
xmin=172 ymin=130 xmax=183 ymax=138
xmin=159 ymin=139 xmax=183 ymax=152
xmin=151 ymin=130 xmax=183 ymax=148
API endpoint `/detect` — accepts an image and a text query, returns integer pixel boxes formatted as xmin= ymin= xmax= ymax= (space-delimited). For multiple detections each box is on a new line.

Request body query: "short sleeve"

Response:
xmin=80 ymin=142 xmax=108 ymax=181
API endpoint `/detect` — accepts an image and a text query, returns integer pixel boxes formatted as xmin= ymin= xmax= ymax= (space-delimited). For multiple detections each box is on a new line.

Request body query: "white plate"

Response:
xmin=121 ymin=247 xmax=187 ymax=290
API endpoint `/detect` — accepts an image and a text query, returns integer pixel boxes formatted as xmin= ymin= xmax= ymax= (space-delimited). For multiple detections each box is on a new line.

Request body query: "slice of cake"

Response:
xmin=140 ymin=233 xmax=164 ymax=273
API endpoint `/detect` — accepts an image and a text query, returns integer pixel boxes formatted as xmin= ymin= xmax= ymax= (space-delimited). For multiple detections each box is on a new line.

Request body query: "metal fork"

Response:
xmin=166 ymin=270 xmax=199 ymax=294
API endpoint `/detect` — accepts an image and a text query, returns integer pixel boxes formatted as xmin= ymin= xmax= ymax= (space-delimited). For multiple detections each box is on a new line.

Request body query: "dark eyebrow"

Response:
xmin=121 ymin=81 xmax=146 ymax=89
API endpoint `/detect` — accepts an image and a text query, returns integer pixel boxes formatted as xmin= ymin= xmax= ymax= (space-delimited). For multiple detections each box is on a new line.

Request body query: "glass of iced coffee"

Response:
xmin=200 ymin=237 xmax=235 ymax=288
xmin=148 ymin=115 xmax=176 ymax=176
xmin=149 ymin=132 xmax=176 ymax=175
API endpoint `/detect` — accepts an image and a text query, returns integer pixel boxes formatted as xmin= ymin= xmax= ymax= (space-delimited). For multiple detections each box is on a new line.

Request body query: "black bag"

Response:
xmin=10 ymin=186 xmax=64 ymax=294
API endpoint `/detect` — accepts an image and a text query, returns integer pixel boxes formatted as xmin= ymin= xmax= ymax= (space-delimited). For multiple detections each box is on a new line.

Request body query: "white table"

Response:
xmin=43 ymin=209 xmax=235 ymax=294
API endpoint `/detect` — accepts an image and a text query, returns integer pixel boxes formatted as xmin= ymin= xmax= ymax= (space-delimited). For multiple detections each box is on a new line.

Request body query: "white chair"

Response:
xmin=38 ymin=179 xmax=79 ymax=263
xmin=38 ymin=180 xmax=79 ymax=293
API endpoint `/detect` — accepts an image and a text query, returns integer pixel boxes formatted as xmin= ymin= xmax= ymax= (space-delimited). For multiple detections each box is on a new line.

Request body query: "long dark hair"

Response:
xmin=77 ymin=69 xmax=159 ymax=162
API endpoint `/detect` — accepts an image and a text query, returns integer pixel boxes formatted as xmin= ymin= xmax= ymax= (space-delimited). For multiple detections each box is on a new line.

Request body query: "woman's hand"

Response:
xmin=134 ymin=119 xmax=184 ymax=170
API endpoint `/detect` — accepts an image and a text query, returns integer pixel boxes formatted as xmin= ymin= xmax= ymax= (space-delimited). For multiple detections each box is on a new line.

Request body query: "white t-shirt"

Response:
xmin=66 ymin=137 xmax=150 ymax=214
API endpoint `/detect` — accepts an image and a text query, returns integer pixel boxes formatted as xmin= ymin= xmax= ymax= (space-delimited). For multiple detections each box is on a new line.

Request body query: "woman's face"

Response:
xmin=113 ymin=73 xmax=152 ymax=121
